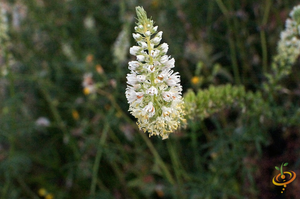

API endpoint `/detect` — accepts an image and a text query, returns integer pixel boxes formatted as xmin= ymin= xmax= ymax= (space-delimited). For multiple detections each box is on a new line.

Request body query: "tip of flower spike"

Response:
xmin=135 ymin=6 xmax=147 ymax=21
xmin=291 ymin=5 xmax=300 ymax=23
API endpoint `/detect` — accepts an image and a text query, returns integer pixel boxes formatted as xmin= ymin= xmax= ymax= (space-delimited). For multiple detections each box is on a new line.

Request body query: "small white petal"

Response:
xmin=150 ymin=50 xmax=160 ymax=57
xmin=130 ymin=46 xmax=140 ymax=56
xmin=156 ymin=31 xmax=163 ymax=38
xmin=36 ymin=117 xmax=50 ymax=127
xmin=153 ymin=26 xmax=158 ymax=32
xmin=143 ymin=102 xmax=155 ymax=117
xmin=140 ymin=42 xmax=148 ymax=49
xmin=136 ymin=92 xmax=144 ymax=101
xmin=158 ymin=70 xmax=168 ymax=80
xmin=133 ymin=84 xmax=141 ymax=90
xmin=133 ymin=33 xmax=141 ymax=40
xmin=146 ymin=86 xmax=158 ymax=95
xmin=151 ymin=36 xmax=161 ymax=45
xmin=160 ymin=43 xmax=169 ymax=54
xmin=125 ymin=87 xmax=137 ymax=103
xmin=162 ymin=91 xmax=173 ymax=102
xmin=145 ymin=31 xmax=151 ymax=36
xmin=128 ymin=61 xmax=140 ymax=71
xmin=137 ymin=75 xmax=146 ymax=82
xmin=160 ymin=55 xmax=169 ymax=63
xmin=161 ymin=106 xmax=172 ymax=117
xmin=138 ymin=25 xmax=143 ymax=29
xmin=166 ymin=72 xmax=180 ymax=86
xmin=147 ymin=65 xmax=155 ymax=73
xmin=126 ymin=73 xmax=138 ymax=86
xmin=137 ymin=55 xmax=145 ymax=62
xmin=165 ymin=58 xmax=175 ymax=68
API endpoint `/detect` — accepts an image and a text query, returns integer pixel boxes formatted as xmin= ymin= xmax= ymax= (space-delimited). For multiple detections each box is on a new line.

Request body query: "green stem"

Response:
xmin=167 ymin=140 xmax=185 ymax=198
xmin=229 ymin=2 xmax=249 ymax=83
xmin=215 ymin=0 xmax=241 ymax=84
xmin=98 ymin=90 xmax=175 ymax=185
xmin=260 ymin=0 xmax=271 ymax=73
xmin=90 ymin=122 xmax=109 ymax=196
xmin=38 ymin=83 xmax=80 ymax=160
xmin=109 ymin=159 xmax=138 ymax=199
xmin=1 ymin=175 xmax=10 ymax=199
xmin=140 ymin=132 xmax=175 ymax=185
xmin=17 ymin=177 xmax=39 ymax=199
xmin=215 ymin=0 xmax=228 ymax=14
xmin=191 ymin=122 xmax=200 ymax=170
xmin=260 ymin=31 xmax=268 ymax=74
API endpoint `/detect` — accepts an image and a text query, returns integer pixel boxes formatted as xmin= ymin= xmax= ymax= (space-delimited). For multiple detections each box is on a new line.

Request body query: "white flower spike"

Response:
xmin=126 ymin=6 xmax=186 ymax=139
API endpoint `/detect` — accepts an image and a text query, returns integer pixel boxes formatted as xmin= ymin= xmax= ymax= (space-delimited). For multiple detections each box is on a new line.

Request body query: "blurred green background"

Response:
xmin=1 ymin=0 xmax=300 ymax=198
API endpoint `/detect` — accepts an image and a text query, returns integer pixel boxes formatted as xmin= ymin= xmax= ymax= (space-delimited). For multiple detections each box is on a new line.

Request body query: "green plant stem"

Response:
xmin=215 ymin=0 xmax=241 ymax=84
xmin=167 ymin=140 xmax=185 ymax=199
xmin=215 ymin=0 xmax=228 ymax=17
xmin=191 ymin=122 xmax=200 ymax=170
xmin=7 ymin=68 xmax=15 ymax=99
xmin=97 ymin=90 xmax=175 ymax=185
xmin=107 ymin=127 xmax=130 ymax=162
xmin=206 ymin=1 xmax=215 ymax=37
xmin=228 ymin=2 xmax=249 ymax=82
xmin=109 ymin=159 xmax=138 ymax=199
xmin=140 ymin=132 xmax=175 ymax=185
xmin=260 ymin=0 xmax=271 ymax=73
xmin=38 ymin=83 xmax=80 ymax=160
xmin=17 ymin=177 xmax=39 ymax=199
xmin=1 ymin=175 xmax=10 ymax=199
xmin=3 ymin=45 xmax=16 ymax=199
xmin=260 ymin=31 xmax=268 ymax=74
xmin=90 ymin=122 xmax=109 ymax=196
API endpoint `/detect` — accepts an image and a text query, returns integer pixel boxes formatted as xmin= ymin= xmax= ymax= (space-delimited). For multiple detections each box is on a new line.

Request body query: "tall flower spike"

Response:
xmin=126 ymin=6 xmax=186 ymax=139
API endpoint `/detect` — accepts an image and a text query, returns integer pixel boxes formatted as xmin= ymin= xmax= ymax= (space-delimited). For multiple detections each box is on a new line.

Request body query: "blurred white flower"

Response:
xmin=82 ymin=73 xmax=96 ymax=95
xmin=83 ymin=16 xmax=95 ymax=29
xmin=35 ymin=117 xmax=50 ymax=127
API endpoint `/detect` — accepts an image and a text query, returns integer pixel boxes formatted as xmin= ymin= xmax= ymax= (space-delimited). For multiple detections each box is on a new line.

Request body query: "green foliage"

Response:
xmin=184 ymin=84 xmax=270 ymax=120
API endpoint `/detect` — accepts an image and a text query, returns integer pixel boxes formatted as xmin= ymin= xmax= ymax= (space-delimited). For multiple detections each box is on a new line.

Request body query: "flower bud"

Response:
xmin=160 ymin=43 xmax=169 ymax=54
xmin=136 ymin=55 xmax=145 ymax=62
xmin=132 ymin=33 xmax=141 ymax=40
xmin=145 ymin=31 xmax=151 ymax=36
xmin=128 ymin=61 xmax=140 ymax=71
xmin=130 ymin=46 xmax=141 ymax=56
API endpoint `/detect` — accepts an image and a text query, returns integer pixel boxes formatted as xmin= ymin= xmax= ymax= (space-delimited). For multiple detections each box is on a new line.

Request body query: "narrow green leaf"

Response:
xmin=275 ymin=166 xmax=280 ymax=170
xmin=284 ymin=163 xmax=288 ymax=166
